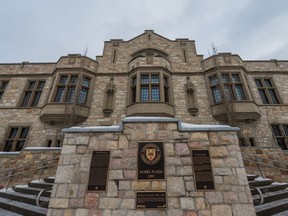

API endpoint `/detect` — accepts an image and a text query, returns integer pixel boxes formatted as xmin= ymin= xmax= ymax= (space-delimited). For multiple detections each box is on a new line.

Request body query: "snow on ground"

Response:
xmin=254 ymin=177 xmax=272 ymax=181
xmin=271 ymin=182 xmax=288 ymax=186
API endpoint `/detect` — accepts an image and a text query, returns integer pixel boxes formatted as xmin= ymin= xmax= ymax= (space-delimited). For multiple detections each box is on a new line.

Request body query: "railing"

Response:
xmin=0 ymin=156 xmax=59 ymax=190
xmin=241 ymin=152 xmax=288 ymax=178
xmin=36 ymin=187 xmax=53 ymax=207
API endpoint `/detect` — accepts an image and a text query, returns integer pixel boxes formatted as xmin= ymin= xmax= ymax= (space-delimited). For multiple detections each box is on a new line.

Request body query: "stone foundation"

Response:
xmin=48 ymin=118 xmax=255 ymax=216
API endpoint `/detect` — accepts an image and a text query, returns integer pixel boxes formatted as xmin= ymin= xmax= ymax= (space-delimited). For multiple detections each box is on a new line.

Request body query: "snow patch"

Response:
xmin=0 ymin=188 xmax=15 ymax=192
xmin=14 ymin=184 xmax=28 ymax=188
xmin=271 ymin=182 xmax=288 ymax=186
xmin=0 ymin=152 xmax=20 ymax=155
xmin=24 ymin=147 xmax=62 ymax=151
xmin=31 ymin=179 xmax=44 ymax=183
xmin=254 ymin=177 xmax=272 ymax=181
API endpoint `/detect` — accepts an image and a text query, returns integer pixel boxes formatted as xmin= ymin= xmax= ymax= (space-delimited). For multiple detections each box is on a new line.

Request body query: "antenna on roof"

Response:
xmin=83 ymin=47 xmax=89 ymax=56
xmin=211 ymin=42 xmax=218 ymax=55
xmin=207 ymin=42 xmax=218 ymax=57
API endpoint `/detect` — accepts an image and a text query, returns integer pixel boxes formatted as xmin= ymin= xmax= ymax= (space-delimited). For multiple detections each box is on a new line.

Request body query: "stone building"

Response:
xmin=0 ymin=30 xmax=288 ymax=215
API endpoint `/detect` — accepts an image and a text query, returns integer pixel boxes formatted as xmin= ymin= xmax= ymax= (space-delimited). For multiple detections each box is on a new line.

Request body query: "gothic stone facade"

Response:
xmin=0 ymin=30 xmax=288 ymax=215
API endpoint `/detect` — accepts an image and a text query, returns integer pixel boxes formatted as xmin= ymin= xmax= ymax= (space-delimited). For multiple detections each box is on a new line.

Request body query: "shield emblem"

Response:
xmin=146 ymin=148 xmax=156 ymax=161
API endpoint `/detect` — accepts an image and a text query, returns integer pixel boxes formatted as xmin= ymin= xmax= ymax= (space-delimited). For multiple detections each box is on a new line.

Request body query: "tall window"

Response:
xmin=271 ymin=124 xmax=288 ymax=150
xmin=131 ymin=72 xmax=170 ymax=103
xmin=0 ymin=80 xmax=9 ymax=100
xmin=2 ymin=127 xmax=30 ymax=152
xmin=21 ymin=80 xmax=45 ymax=107
xmin=54 ymin=75 xmax=90 ymax=105
xmin=209 ymin=73 xmax=246 ymax=103
xmin=255 ymin=78 xmax=280 ymax=104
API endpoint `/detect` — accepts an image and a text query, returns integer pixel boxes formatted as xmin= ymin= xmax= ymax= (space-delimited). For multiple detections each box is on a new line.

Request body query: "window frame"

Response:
xmin=271 ymin=124 xmax=288 ymax=150
xmin=20 ymin=80 xmax=46 ymax=107
xmin=0 ymin=80 xmax=9 ymax=101
xmin=129 ymin=69 xmax=171 ymax=104
xmin=1 ymin=126 xmax=30 ymax=152
xmin=254 ymin=77 xmax=281 ymax=105
xmin=208 ymin=72 xmax=248 ymax=104
xmin=52 ymin=73 xmax=92 ymax=106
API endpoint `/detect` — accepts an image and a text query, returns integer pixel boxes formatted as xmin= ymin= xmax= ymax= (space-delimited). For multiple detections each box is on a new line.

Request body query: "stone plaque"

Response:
xmin=138 ymin=142 xmax=165 ymax=179
xmin=192 ymin=150 xmax=215 ymax=190
xmin=136 ymin=192 xmax=166 ymax=209
xmin=88 ymin=151 xmax=110 ymax=191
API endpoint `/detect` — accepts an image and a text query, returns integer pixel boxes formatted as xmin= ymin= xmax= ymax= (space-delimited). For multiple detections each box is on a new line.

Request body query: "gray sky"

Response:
xmin=1 ymin=0 xmax=288 ymax=63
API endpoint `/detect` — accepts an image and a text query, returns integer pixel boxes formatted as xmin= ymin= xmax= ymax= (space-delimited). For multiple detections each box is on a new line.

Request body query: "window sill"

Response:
xmin=39 ymin=103 xmax=90 ymax=124
xmin=211 ymin=101 xmax=261 ymax=122
xmin=127 ymin=102 xmax=174 ymax=117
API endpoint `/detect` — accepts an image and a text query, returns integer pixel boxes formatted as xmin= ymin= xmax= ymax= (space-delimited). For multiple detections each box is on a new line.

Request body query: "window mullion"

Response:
xmin=12 ymin=127 xmax=21 ymax=152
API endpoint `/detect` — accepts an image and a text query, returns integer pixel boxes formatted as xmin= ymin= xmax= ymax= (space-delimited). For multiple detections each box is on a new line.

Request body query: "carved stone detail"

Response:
xmin=186 ymin=77 xmax=198 ymax=116
xmin=103 ymin=77 xmax=115 ymax=114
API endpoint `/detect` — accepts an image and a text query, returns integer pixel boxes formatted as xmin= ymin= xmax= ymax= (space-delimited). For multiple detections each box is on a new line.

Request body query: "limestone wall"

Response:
xmin=241 ymin=147 xmax=288 ymax=182
xmin=48 ymin=120 xmax=255 ymax=216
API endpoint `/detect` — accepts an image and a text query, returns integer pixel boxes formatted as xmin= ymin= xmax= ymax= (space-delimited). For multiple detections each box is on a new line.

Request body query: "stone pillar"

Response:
xmin=48 ymin=118 xmax=256 ymax=216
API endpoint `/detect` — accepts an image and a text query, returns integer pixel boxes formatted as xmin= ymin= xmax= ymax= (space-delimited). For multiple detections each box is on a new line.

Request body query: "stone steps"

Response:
xmin=0 ymin=178 xmax=53 ymax=215
xmin=248 ymin=174 xmax=288 ymax=215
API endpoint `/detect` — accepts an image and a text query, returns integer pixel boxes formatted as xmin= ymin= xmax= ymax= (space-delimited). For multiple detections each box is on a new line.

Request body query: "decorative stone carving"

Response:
xmin=103 ymin=77 xmax=115 ymax=114
xmin=186 ymin=77 xmax=198 ymax=116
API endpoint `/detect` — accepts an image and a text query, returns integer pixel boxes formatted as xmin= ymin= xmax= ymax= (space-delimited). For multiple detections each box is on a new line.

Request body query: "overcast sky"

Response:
xmin=1 ymin=0 xmax=288 ymax=63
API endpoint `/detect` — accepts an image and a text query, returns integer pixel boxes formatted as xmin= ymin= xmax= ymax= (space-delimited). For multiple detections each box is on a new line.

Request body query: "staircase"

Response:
xmin=248 ymin=174 xmax=288 ymax=216
xmin=0 ymin=177 xmax=54 ymax=216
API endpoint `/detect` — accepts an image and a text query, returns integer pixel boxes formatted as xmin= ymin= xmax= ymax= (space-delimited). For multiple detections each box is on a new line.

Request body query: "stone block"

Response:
xmin=167 ymin=197 xmax=180 ymax=208
xmin=232 ymin=204 xmax=256 ymax=216
xmin=62 ymin=146 xmax=76 ymax=155
xmin=67 ymin=184 xmax=78 ymax=198
xmin=180 ymin=197 xmax=194 ymax=209
xmin=121 ymin=199 xmax=135 ymax=209
xmin=213 ymin=168 xmax=232 ymax=176
xmin=75 ymin=208 xmax=89 ymax=216
xmin=165 ymin=143 xmax=175 ymax=156
xmin=166 ymin=157 xmax=182 ymax=165
xmin=195 ymin=197 xmax=206 ymax=209
xmin=223 ymin=191 xmax=239 ymax=203
xmin=109 ymin=170 xmax=124 ymax=180
xmin=167 ymin=209 xmax=184 ymax=216
xmin=167 ymin=177 xmax=185 ymax=196
xmin=119 ymin=181 xmax=130 ymax=190
xmin=177 ymin=166 xmax=193 ymax=176
xmin=209 ymin=146 xmax=229 ymax=158
xmin=119 ymin=135 xmax=129 ymax=149
xmin=55 ymin=165 xmax=74 ymax=183
xmin=84 ymin=192 xmax=99 ymax=207
xmin=69 ymin=198 xmax=84 ymax=208
xmin=132 ymin=181 xmax=150 ymax=190
xmin=49 ymin=198 xmax=69 ymax=208
xmin=205 ymin=191 xmax=223 ymax=204
xmin=151 ymin=181 xmax=166 ymax=190
xmin=190 ymin=132 xmax=209 ymax=141
xmin=75 ymin=136 xmax=90 ymax=145
xmin=175 ymin=143 xmax=190 ymax=156
xmin=99 ymin=198 xmax=122 ymax=209
xmin=212 ymin=205 xmax=232 ymax=216
xmin=107 ymin=181 xmax=118 ymax=197
xmin=124 ymin=170 xmax=137 ymax=179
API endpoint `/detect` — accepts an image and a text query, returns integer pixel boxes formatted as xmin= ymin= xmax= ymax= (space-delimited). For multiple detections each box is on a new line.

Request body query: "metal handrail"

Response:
xmin=243 ymin=158 xmax=288 ymax=172
xmin=0 ymin=155 xmax=59 ymax=189
xmin=0 ymin=156 xmax=60 ymax=177
xmin=250 ymin=186 xmax=264 ymax=205
xmin=241 ymin=152 xmax=288 ymax=167
xmin=36 ymin=187 xmax=53 ymax=207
